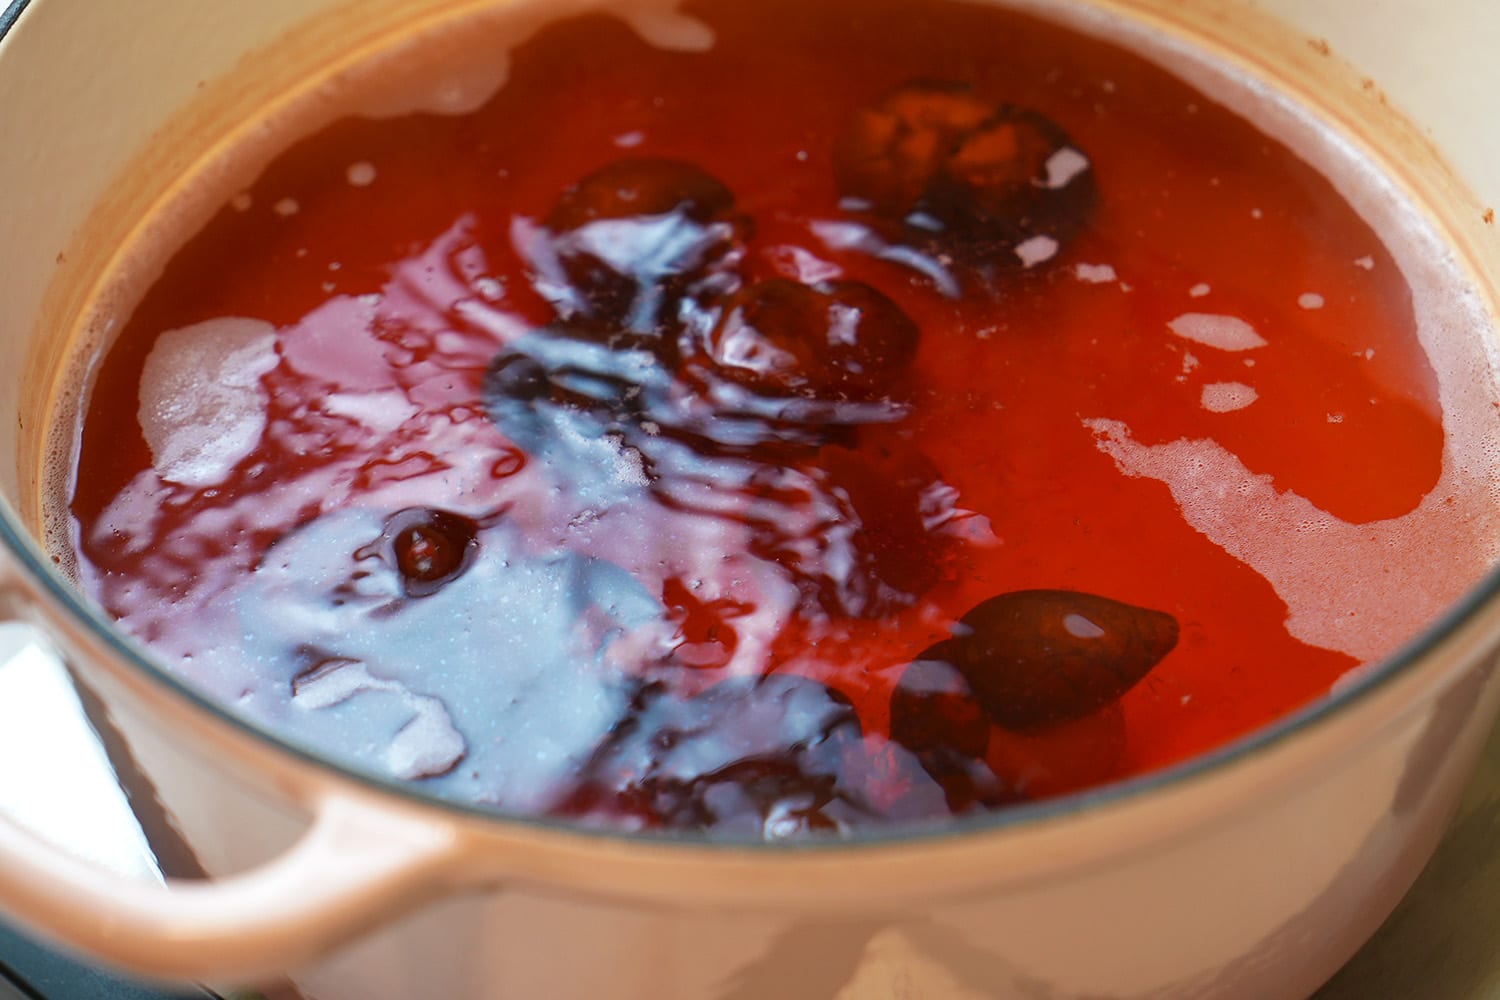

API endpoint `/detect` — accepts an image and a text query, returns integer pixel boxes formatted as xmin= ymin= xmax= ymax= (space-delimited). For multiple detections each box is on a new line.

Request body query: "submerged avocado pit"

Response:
xmin=531 ymin=157 xmax=751 ymax=335
xmin=57 ymin=0 xmax=1469 ymax=839
xmin=932 ymin=589 xmax=1180 ymax=733
xmin=834 ymin=80 xmax=1098 ymax=277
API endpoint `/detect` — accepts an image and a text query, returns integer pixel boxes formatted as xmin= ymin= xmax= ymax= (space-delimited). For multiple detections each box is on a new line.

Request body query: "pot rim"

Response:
xmin=3 ymin=0 xmax=1500 ymax=855
xmin=0 ymin=2 xmax=23 ymax=36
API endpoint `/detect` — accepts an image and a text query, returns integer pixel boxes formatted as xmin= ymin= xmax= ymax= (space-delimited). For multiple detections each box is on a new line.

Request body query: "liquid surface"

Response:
xmin=65 ymin=0 xmax=1451 ymax=836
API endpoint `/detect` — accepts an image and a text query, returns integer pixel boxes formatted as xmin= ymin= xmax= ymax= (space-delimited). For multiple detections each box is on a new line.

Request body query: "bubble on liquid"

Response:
xmin=273 ymin=198 xmax=300 ymax=217
xmin=1355 ymin=256 xmax=1376 ymax=270
xmin=1074 ymin=262 xmax=1117 ymax=283
xmin=1167 ymin=313 xmax=1267 ymax=351
xmin=1298 ymin=292 xmax=1325 ymax=310
xmin=1015 ymin=234 xmax=1059 ymax=268
xmin=138 ymin=317 xmax=279 ymax=487
xmin=612 ymin=445 xmax=651 ymax=488
xmin=1042 ymin=147 xmax=1091 ymax=189
xmin=346 ymin=161 xmax=378 ymax=187
xmin=1189 ymin=282 xmax=1211 ymax=298
xmin=1200 ymin=381 xmax=1258 ymax=412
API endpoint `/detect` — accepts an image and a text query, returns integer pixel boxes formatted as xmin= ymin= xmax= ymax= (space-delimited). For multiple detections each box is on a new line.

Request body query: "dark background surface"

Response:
xmin=0 ymin=917 xmax=211 ymax=1000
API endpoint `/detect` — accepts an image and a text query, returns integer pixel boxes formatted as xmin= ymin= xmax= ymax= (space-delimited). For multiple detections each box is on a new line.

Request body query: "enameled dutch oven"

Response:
xmin=1 ymin=1 xmax=1499 ymax=998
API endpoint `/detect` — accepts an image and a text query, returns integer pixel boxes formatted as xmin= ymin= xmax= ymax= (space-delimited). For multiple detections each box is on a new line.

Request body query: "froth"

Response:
xmin=1200 ymin=381 xmax=1257 ymax=413
xmin=1168 ymin=313 xmax=1268 ymax=352
xmin=1090 ymin=234 xmax=1500 ymax=665
xmin=1085 ymin=418 xmax=1499 ymax=661
xmin=137 ymin=317 xmax=278 ymax=487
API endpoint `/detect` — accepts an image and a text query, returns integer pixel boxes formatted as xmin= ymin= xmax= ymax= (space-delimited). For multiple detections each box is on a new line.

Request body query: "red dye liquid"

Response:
xmin=67 ymin=0 xmax=1441 ymax=836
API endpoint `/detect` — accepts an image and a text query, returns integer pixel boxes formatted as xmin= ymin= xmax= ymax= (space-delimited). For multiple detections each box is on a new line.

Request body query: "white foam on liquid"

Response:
xmin=1077 ymin=122 xmax=1500 ymax=664
xmin=1168 ymin=313 xmax=1269 ymax=351
xmin=1015 ymin=234 xmax=1060 ymax=268
xmin=320 ymin=389 xmax=419 ymax=434
xmin=137 ymin=317 xmax=279 ymax=487
xmin=1200 ymin=381 xmax=1258 ymax=413
xmin=1085 ymin=416 xmax=1498 ymax=661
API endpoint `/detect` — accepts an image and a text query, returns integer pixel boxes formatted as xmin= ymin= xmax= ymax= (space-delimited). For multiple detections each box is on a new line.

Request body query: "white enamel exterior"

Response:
xmin=1 ymin=1 xmax=1499 ymax=998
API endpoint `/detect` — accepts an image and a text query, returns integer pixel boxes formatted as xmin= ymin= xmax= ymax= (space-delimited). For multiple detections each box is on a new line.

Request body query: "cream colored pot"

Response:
xmin=1 ymin=1 xmax=1499 ymax=998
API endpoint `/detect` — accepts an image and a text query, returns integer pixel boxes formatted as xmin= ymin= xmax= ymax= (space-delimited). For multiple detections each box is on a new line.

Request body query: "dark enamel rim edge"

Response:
xmin=0 ymin=2 xmax=29 ymax=39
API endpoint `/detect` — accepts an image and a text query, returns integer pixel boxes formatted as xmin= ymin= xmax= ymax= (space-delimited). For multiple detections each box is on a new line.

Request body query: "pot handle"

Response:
xmin=0 ymin=788 xmax=463 ymax=984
